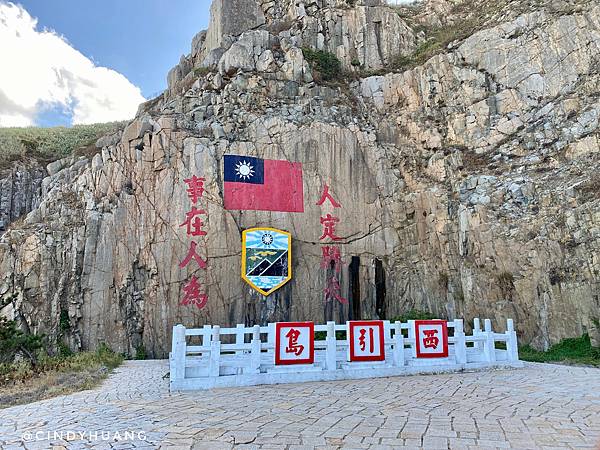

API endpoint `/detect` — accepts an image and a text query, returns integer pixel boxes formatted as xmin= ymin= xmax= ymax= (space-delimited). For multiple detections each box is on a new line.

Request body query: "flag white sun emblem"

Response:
xmin=261 ymin=233 xmax=274 ymax=245
xmin=235 ymin=160 xmax=255 ymax=180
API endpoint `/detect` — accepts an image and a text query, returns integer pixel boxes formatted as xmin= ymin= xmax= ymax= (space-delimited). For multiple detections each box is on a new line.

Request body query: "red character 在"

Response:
xmin=324 ymin=276 xmax=348 ymax=304
xmin=359 ymin=328 xmax=375 ymax=352
xmin=179 ymin=241 xmax=208 ymax=270
xmin=422 ymin=329 xmax=439 ymax=349
xmin=180 ymin=207 xmax=207 ymax=237
xmin=180 ymin=276 xmax=208 ymax=309
xmin=184 ymin=175 xmax=206 ymax=204
xmin=320 ymin=246 xmax=342 ymax=272
xmin=316 ymin=184 xmax=341 ymax=208
xmin=319 ymin=214 xmax=342 ymax=241
xmin=285 ymin=328 xmax=305 ymax=356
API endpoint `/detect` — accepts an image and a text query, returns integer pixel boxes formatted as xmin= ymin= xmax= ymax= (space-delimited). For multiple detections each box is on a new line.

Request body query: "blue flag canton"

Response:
xmin=224 ymin=155 xmax=264 ymax=184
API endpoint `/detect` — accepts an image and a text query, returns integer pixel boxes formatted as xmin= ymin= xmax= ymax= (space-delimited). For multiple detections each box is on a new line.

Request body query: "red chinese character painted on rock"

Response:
xmin=316 ymin=184 xmax=341 ymax=208
xmin=180 ymin=275 xmax=208 ymax=309
xmin=184 ymin=175 xmax=206 ymax=204
xmin=179 ymin=241 xmax=208 ymax=270
xmin=319 ymin=214 xmax=342 ymax=241
xmin=285 ymin=329 xmax=304 ymax=356
xmin=320 ymin=246 xmax=342 ymax=272
xmin=180 ymin=207 xmax=207 ymax=237
xmin=324 ymin=276 xmax=348 ymax=304
xmin=422 ymin=329 xmax=440 ymax=349
xmin=359 ymin=328 xmax=375 ymax=352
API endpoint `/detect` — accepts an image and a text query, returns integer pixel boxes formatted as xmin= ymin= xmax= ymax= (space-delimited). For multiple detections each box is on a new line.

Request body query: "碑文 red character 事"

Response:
xmin=180 ymin=207 xmax=207 ymax=237
xmin=285 ymin=328 xmax=305 ymax=356
xmin=319 ymin=214 xmax=342 ymax=241
xmin=184 ymin=175 xmax=206 ymax=204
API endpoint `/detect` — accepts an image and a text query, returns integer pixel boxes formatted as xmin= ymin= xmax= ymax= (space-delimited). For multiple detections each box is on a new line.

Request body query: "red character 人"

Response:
xmin=316 ymin=184 xmax=341 ymax=208
xmin=179 ymin=241 xmax=208 ymax=270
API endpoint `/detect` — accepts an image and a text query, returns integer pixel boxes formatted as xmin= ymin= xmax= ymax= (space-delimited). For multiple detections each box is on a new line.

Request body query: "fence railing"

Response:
xmin=170 ymin=318 xmax=522 ymax=391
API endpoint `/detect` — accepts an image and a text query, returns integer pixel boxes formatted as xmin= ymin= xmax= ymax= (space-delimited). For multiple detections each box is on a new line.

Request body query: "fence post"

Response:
xmin=408 ymin=320 xmax=417 ymax=358
xmin=483 ymin=319 xmax=496 ymax=363
xmin=249 ymin=324 xmax=261 ymax=373
xmin=235 ymin=323 xmax=245 ymax=355
xmin=170 ymin=324 xmax=187 ymax=386
xmin=209 ymin=325 xmax=221 ymax=377
xmin=267 ymin=322 xmax=276 ymax=357
xmin=392 ymin=321 xmax=405 ymax=367
xmin=506 ymin=319 xmax=519 ymax=362
xmin=454 ymin=319 xmax=467 ymax=365
xmin=473 ymin=318 xmax=482 ymax=351
xmin=326 ymin=321 xmax=337 ymax=370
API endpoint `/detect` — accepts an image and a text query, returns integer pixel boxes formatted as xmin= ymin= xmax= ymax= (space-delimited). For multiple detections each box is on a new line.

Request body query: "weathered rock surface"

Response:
xmin=1 ymin=0 xmax=599 ymax=356
xmin=0 ymin=161 xmax=45 ymax=233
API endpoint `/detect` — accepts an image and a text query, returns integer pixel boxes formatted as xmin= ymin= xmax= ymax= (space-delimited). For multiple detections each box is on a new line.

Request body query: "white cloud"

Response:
xmin=0 ymin=2 xmax=145 ymax=127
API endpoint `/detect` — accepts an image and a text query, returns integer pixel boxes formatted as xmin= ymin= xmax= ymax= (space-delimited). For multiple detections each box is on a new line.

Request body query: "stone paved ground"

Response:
xmin=1 ymin=361 xmax=599 ymax=450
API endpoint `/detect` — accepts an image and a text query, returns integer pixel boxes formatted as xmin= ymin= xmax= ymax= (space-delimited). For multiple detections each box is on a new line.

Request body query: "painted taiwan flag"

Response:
xmin=224 ymin=155 xmax=304 ymax=213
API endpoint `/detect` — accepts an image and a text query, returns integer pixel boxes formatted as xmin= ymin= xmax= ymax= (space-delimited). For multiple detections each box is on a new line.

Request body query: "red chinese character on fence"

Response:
xmin=324 ymin=276 xmax=348 ymax=304
xmin=285 ymin=329 xmax=305 ymax=356
xmin=179 ymin=241 xmax=208 ymax=270
xmin=359 ymin=328 xmax=375 ymax=352
xmin=180 ymin=207 xmax=207 ymax=237
xmin=180 ymin=275 xmax=208 ymax=309
xmin=184 ymin=175 xmax=206 ymax=204
xmin=320 ymin=246 xmax=342 ymax=272
xmin=422 ymin=329 xmax=439 ymax=349
xmin=319 ymin=214 xmax=342 ymax=241
xmin=316 ymin=184 xmax=341 ymax=208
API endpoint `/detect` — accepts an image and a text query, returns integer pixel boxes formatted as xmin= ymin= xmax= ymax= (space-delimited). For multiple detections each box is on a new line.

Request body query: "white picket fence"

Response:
xmin=170 ymin=318 xmax=522 ymax=391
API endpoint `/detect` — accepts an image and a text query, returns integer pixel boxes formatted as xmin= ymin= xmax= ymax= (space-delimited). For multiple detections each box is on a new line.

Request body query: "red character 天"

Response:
xmin=324 ymin=276 xmax=348 ymax=304
xmin=422 ymin=329 xmax=439 ymax=349
xmin=180 ymin=207 xmax=207 ymax=237
xmin=180 ymin=275 xmax=208 ymax=309
xmin=320 ymin=246 xmax=342 ymax=272
xmin=184 ymin=175 xmax=206 ymax=204
xmin=285 ymin=328 xmax=305 ymax=356
xmin=179 ymin=241 xmax=208 ymax=270
xmin=319 ymin=214 xmax=342 ymax=241
xmin=316 ymin=184 xmax=341 ymax=208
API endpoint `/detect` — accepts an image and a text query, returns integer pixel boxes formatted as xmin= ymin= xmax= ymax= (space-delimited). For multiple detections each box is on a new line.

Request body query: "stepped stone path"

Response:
xmin=0 ymin=361 xmax=599 ymax=449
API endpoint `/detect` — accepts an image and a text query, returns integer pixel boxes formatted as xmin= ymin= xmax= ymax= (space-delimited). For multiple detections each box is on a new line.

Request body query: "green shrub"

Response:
xmin=520 ymin=334 xmax=600 ymax=366
xmin=302 ymin=47 xmax=342 ymax=81
xmin=389 ymin=309 xmax=439 ymax=323
xmin=134 ymin=344 xmax=147 ymax=360
xmin=0 ymin=318 xmax=44 ymax=366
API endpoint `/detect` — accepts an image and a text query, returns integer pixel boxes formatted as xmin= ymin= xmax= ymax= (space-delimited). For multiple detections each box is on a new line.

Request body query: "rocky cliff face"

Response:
xmin=1 ymin=0 xmax=599 ymax=356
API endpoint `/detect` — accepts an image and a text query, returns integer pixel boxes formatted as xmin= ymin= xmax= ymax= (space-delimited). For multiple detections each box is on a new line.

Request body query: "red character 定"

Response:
xmin=319 ymin=214 xmax=342 ymax=241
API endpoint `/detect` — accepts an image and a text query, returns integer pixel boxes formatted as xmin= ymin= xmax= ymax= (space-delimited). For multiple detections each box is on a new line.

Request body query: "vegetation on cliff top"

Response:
xmin=0 ymin=121 xmax=127 ymax=170
xmin=519 ymin=334 xmax=600 ymax=367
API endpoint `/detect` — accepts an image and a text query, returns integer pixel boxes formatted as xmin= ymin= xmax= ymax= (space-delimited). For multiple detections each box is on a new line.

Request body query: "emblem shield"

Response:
xmin=242 ymin=227 xmax=292 ymax=296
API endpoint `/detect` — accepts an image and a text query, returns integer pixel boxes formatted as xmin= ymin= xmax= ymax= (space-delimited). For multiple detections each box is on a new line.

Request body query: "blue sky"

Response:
xmin=0 ymin=0 xmax=210 ymax=127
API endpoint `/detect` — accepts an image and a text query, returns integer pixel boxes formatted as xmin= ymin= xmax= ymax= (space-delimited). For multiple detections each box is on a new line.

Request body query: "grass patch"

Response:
xmin=302 ymin=47 xmax=342 ymax=82
xmin=519 ymin=334 xmax=600 ymax=367
xmin=0 ymin=121 xmax=127 ymax=170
